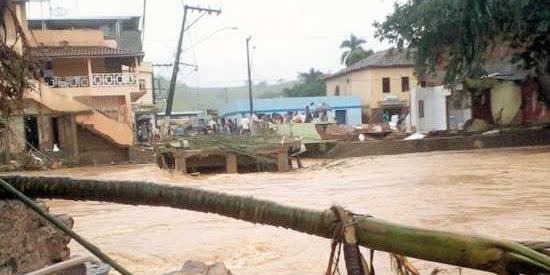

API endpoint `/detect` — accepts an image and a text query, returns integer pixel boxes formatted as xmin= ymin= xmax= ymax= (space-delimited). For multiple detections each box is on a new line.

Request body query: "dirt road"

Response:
xmin=25 ymin=146 xmax=550 ymax=274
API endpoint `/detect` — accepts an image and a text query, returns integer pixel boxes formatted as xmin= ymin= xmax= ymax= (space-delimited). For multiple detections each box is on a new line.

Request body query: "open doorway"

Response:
xmin=51 ymin=117 xmax=60 ymax=149
xmin=24 ymin=116 xmax=39 ymax=151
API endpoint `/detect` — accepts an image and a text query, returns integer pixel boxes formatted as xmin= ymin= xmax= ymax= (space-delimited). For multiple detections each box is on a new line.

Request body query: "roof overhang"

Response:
xmin=324 ymin=65 xmax=414 ymax=81
xmin=28 ymin=46 xmax=144 ymax=59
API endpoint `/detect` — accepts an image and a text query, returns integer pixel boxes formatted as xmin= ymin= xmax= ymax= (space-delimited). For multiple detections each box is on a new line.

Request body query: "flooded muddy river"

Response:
xmin=24 ymin=147 xmax=550 ymax=274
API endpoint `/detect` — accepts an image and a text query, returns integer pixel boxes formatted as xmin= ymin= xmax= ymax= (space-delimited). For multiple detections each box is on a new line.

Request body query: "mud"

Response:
xmin=18 ymin=146 xmax=550 ymax=275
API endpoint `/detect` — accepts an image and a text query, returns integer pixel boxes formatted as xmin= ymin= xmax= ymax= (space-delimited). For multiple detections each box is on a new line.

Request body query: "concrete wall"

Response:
xmin=4 ymin=116 xmax=25 ymax=154
xmin=326 ymin=128 xmax=550 ymax=159
xmin=51 ymin=58 xmax=109 ymax=77
xmin=135 ymin=62 xmax=154 ymax=105
xmin=31 ymin=29 xmax=106 ymax=46
xmin=410 ymin=86 xmax=448 ymax=133
xmin=77 ymin=126 xmax=129 ymax=165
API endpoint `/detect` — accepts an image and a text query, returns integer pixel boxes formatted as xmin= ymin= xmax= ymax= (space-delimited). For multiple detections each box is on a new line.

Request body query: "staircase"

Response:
xmin=26 ymin=84 xmax=134 ymax=147
xmin=75 ymin=111 xmax=133 ymax=146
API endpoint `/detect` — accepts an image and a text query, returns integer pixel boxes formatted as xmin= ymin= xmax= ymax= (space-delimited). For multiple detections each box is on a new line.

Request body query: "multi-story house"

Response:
xmin=324 ymin=49 xmax=416 ymax=123
xmin=1 ymin=1 xmax=151 ymax=165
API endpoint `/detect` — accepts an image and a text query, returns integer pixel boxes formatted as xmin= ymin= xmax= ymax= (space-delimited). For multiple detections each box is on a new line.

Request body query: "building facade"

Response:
xmin=0 ymin=2 xmax=151 ymax=165
xmin=324 ymin=50 xmax=416 ymax=123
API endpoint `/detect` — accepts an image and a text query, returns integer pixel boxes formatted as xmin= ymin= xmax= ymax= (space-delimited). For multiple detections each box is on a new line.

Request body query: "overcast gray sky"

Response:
xmin=28 ymin=0 xmax=398 ymax=87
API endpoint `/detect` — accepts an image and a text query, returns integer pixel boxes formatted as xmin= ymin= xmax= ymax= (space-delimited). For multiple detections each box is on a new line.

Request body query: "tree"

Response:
xmin=340 ymin=34 xmax=374 ymax=67
xmin=0 ymin=6 xmax=38 ymax=110
xmin=284 ymin=68 xmax=326 ymax=97
xmin=1 ymin=175 xmax=549 ymax=274
xmin=374 ymin=0 xmax=550 ymax=84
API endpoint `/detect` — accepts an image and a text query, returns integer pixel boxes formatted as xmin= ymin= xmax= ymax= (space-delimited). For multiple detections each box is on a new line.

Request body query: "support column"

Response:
xmin=86 ymin=58 xmax=93 ymax=87
xmin=225 ymin=152 xmax=238 ymax=174
xmin=174 ymin=153 xmax=187 ymax=174
xmin=135 ymin=57 xmax=140 ymax=82
xmin=69 ymin=114 xmax=80 ymax=163
xmin=276 ymin=151 xmax=290 ymax=172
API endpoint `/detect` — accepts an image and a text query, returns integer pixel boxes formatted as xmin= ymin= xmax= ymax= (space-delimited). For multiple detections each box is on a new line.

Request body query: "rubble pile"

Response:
xmin=0 ymin=200 xmax=73 ymax=274
xmin=164 ymin=260 xmax=232 ymax=275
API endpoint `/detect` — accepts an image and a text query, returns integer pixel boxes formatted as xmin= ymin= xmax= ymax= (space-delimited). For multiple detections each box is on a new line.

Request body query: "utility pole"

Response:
xmin=141 ymin=0 xmax=147 ymax=50
xmin=165 ymin=6 xmax=221 ymax=116
xmin=246 ymin=36 xmax=254 ymax=117
xmin=162 ymin=5 xmax=221 ymax=137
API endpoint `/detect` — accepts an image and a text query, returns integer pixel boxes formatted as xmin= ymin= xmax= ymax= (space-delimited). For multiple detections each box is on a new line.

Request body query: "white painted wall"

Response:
xmin=410 ymin=86 xmax=448 ymax=133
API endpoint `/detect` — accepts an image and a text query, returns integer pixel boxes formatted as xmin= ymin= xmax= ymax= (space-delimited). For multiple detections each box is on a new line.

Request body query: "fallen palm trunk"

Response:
xmin=1 ymin=175 xmax=548 ymax=274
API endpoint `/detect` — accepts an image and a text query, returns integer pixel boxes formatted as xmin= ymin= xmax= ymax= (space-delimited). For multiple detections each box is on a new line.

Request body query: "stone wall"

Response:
xmin=0 ymin=200 xmax=72 ymax=275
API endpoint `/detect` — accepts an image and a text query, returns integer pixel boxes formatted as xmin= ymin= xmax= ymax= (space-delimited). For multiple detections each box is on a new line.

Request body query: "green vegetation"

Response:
xmin=374 ymin=0 xmax=550 ymax=83
xmin=158 ymin=78 xmax=297 ymax=112
xmin=340 ymin=33 xmax=374 ymax=67
xmin=0 ymin=6 xmax=38 ymax=111
xmin=283 ymin=68 xmax=326 ymax=97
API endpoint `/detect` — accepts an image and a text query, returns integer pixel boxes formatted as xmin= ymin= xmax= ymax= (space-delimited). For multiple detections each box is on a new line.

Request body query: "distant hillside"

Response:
xmin=157 ymin=79 xmax=298 ymax=112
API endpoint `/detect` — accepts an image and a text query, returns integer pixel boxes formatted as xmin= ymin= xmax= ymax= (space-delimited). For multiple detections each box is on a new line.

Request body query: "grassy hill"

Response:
xmin=156 ymin=79 xmax=297 ymax=112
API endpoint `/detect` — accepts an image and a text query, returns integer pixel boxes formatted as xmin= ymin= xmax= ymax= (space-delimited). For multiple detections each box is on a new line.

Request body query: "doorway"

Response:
xmin=24 ymin=116 xmax=39 ymax=150
xmin=335 ymin=110 xmax=347 ymax=125
xmin=51 ymin=117 xmax=60 ymax=148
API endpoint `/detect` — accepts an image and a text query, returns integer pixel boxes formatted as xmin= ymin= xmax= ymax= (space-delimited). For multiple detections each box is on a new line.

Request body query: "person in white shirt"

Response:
xmin=240 ymin=117 xmax=250 ymax=135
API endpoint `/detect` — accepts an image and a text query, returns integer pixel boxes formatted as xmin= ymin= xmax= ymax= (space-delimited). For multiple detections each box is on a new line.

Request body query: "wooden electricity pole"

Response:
xmin=162 ymin=5 xmax=221 ymax=137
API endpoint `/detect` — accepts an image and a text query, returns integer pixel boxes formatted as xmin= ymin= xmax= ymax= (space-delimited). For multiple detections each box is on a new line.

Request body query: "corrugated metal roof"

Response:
xmin=324 ymin=49 xmax=414 ymax=80
xmin=29 ymin=46 xmax=144 ymax=58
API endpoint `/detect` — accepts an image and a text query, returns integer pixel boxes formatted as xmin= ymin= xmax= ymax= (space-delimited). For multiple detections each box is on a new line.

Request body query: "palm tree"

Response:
xmin=2 ymin=175 xmax=549 ymax=274
xmin=340 ymin=34 xmax=374 ymax=67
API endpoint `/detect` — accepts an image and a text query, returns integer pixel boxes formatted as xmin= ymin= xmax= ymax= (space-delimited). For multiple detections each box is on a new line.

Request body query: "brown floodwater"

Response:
xmin=21 ymin=146 xmax=550 ymax=274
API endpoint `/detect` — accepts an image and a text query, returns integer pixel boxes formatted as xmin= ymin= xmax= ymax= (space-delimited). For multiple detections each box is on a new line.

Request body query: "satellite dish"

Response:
xmin=50 ymin=6 xmax=68 ymax=17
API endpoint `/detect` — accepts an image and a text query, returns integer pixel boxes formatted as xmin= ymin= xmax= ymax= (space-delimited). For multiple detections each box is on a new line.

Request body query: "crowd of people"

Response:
xmin=208 ymin=106 xmax=334 ymax=135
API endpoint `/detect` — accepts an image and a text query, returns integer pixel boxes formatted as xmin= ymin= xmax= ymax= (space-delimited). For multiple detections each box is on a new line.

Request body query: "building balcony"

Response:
xmin=43 ymin=73 xmax=145 ymax=99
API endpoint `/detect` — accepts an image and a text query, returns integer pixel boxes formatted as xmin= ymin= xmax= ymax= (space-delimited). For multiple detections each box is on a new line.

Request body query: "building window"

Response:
xmin=335 ymin=85 xmax=340 ymax=96
xmin=419 ymin=100 xmax=425 ymax=118
xmin=401 ymin=77 xmax=410 ymax=92
xmin=382 ymin=77 xmax=390 ymax=93
xmin=139 ymin=79 xmax=146 ymax=91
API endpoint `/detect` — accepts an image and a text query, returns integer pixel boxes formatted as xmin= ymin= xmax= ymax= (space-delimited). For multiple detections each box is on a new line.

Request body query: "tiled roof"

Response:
xmin=28 ymin=46 xmax=144 ymax=58
xmin=324 ymin=49 xmax=414 ymax=80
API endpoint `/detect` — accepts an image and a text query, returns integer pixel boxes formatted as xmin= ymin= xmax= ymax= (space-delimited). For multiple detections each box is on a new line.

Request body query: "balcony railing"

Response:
xmin=46 ymin=73 xmax=137 ymax=88
xmin=91 ymin=73 xmax=137 ymax=86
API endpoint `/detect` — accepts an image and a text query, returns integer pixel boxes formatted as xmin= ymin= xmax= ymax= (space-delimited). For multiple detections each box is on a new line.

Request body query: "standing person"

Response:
xmin=220 ymin=118 xmax=226 ymax=133
xmin=225 ymin=119 xmax=232 ymax=134
xmin=231 ymin=119 xmax=237 ymax=133
xmin=305 ymin=103 xmax=313 ymax=123
xmin=208 ymin=119 xmax=217 ymax=133
xmin=251 ymin=113 xmax=260 ymax=133
xmin=240 ymin=115 xmax=250 ymax=135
